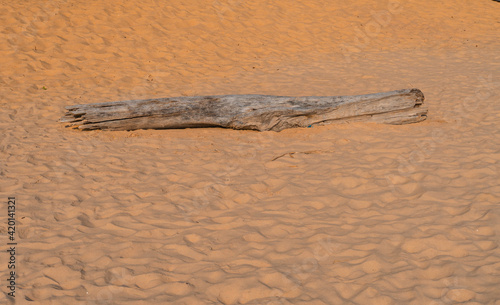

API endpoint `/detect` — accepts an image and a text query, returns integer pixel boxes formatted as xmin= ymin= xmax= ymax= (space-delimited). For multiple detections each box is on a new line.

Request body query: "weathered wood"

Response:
xmin=60 ymin=88 xmax=427 ymax=131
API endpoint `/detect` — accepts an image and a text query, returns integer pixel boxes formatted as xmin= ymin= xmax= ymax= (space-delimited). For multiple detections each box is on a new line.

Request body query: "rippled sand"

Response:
xmin=0 ymin=0 xmax=499 ymax=304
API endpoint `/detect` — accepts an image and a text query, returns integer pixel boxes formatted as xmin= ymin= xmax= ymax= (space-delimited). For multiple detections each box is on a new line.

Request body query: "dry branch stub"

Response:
xmin=60 ymin=88 xmax=427 ymax=131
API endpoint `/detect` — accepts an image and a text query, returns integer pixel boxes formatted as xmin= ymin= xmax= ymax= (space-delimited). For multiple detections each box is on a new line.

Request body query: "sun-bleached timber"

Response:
xmin=60 ymin=88 xmax=427 ymax=131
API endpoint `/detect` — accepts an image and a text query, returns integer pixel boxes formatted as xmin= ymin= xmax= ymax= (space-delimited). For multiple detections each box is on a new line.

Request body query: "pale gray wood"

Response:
xmin=60 ymin=88 xmax=427 ymax=131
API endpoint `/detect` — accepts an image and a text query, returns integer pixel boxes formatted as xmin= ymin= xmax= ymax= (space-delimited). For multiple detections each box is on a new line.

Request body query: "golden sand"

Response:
xmin=0 ymin=0 xmax=499 ymax=304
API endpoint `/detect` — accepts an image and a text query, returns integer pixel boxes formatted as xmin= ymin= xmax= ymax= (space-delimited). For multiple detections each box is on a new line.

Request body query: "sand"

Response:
xmin=0 ymin=0 xmax=499 ymax=304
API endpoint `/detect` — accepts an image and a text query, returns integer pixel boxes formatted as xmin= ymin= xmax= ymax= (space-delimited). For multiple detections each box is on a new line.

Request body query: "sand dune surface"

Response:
xmin=0 ymin=0 xmax=499 ymax=304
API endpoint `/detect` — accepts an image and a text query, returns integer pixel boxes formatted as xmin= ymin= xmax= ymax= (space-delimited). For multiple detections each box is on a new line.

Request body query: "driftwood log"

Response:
xmin=60 ymin=88 xmax=427 ymax=131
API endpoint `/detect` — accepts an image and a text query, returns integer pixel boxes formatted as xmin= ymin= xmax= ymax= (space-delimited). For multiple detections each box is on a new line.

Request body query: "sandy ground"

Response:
xmin=1 ymin=0 xmax=499 ymax=304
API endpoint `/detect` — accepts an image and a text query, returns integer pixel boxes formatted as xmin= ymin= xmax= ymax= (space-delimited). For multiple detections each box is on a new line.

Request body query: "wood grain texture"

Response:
xmin=60 ymin=88 xmax=427 ymax=131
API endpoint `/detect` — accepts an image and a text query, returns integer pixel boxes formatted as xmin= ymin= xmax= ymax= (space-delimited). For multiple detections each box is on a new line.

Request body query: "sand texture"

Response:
xmin=0 ymin=0 xmax=499 ymax=304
